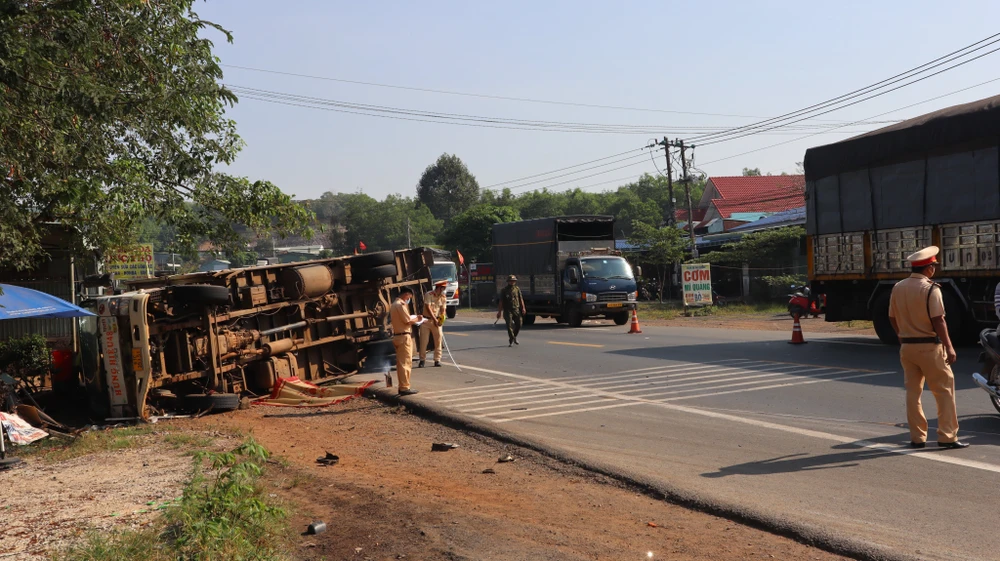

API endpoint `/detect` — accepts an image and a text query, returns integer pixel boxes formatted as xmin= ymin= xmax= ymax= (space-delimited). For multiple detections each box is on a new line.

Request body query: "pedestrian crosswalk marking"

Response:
xmin=422 ymin=358 xmax=893 ymax=423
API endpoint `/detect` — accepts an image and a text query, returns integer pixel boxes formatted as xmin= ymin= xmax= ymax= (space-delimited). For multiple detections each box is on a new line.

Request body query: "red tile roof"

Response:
xmin=674 ymin=208 xmax=707 ymax=223
xmin=708 ymin=175 xmax=805 ymax=201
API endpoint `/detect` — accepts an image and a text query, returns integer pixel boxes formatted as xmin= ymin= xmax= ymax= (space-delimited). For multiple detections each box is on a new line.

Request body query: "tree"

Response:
xmin=416 ymin=154 xmax=481 ymax=224
xmin=516 ymin=189 xmax=567 ymax=219
xmin=742 ymin=167 xmax=762 ymax=176
xmin=0 ymin=0 xmax=311 ymax=271
xmin=702 ymin=226 xmax=805 ymax=267
xmin=338 ymin=193 xmax=441 ymax=252
xmin=607 ymin=189 xmax=661 ymax=238
xmin=628 ymin=222 xmax=686 ymax=303
xmin=441 ymin=204 xmax=521 ymax=262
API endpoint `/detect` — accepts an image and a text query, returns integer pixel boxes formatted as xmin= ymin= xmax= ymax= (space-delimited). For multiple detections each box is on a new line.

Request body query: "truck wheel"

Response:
xmin=613 ymin=313 xmax=629 ymax=326
xmin=170 ymin=284 xmax=231 ymax=307
xmin=565 ymin=305 xmax=583 ymax=328
xmin=182 ymin=393 xmax=240 ymax=413
xmin=446 ymin=306 xmax=457 ymax=319
xmin=522 ymin=314 xmax=536 ymax=326
xmin=349 ymin=251 xmax=395 ymax=269
xmin=352 ymin=263 xmax=398 ymax=283
xmin=871 ymin=291 xmax=898 ymax=345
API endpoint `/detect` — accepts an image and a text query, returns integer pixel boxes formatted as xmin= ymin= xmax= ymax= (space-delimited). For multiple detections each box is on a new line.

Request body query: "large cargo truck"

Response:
xmin=804 ymin=94 xmax=1000 ymax=344
xmin=492 ymin=215 xmax=638 ymax=327
xmin=428 ymin=248 xmax=460 ymax=319
xmin=78 ymin=248 xmax=433 ymax=419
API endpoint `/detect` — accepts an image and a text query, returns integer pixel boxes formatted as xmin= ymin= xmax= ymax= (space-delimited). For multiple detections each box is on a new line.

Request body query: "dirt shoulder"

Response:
xmin=460 ymin=308 xmax=876 ymax=336
xmin=214 ymin=398 xmax=849 ymax=561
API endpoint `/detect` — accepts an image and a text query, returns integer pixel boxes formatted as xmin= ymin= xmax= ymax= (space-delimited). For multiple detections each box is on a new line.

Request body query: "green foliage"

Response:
xmin=416 ymin=153 xmax=481 ymax=224
xmin=700 ymin=226 xmax=805 ymax=267
xmin=515 ymin=189 xmax=568 ymax=219
xmin=227 ymin=250 xmax=258 ymax=268
xmin=441 ymin=204 xmax=521 ymax=262
xmin=628 ymin=222 xmax=686 ymax=302
xmin=56 ymin=438 xmax=288 ymax=561
xmin=760 ymin=274 xmax=806 ymax=289
xmin=0 ymin=333 xmax=50 ymax=391
xmin=336 ymin=192 xmax=441 ymax=252
xmin=0 ymin=0 xmax=312 ymax=271
xmin=742 ymin=167 xmax=763 ymax=176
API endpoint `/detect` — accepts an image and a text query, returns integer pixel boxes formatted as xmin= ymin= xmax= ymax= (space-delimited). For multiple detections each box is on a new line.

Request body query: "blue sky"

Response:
xmin=197 ymin=0 xmax=1000 ymax=201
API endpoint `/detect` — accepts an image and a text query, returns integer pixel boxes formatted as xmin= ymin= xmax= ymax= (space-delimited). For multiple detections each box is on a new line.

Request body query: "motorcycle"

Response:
xmin=787 ymin=285 xmax=824 ymax=318
xmin=973 ymin=328 xmax=1000 ymax=415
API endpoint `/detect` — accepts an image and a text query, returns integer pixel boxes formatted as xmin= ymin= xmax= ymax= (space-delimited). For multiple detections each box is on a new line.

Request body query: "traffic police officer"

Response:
xmin=888 ymin=246 xmax=968 ymax=449
xmin=389 ymin=287 xmax=422 ymax=396
xmin=419 ymin=280 xmax=448 ymax=368
xmin=496 ymin=275 xmax=526 ymax=347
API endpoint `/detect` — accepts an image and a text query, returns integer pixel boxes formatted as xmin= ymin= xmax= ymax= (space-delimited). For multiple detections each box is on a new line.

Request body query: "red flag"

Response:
xmin=456 ymin=250 xmax=464 ymax=266
xmin=359 ymin=240 xmax=367 ymax=251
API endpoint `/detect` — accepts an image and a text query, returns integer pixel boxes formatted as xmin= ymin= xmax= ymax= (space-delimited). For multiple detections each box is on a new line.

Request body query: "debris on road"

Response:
xmin=307 ymin=521 xmax=327 ymax=535
xmin=498 ymin=454 xmax=515 ymax=463
xmin=316 ymin=452 xmax=340 ymax=466
xmin=431 ymin=442 xmax=460 ymax=452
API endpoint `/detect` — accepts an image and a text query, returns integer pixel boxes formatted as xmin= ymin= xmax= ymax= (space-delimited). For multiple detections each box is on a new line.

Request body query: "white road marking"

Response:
xmin=478 ymin=398 xmax=614 ymax=418
xmin=460 ymin=391 xmax=595 ymax=412
xmin=419 ymin=382 xmax=522 ymax=397
xmin=436 ymin=385 xmax=574 ymax=403
xmin=446 ymin=320 xmax=473 ymax=324
xmin=576 ymin=362 xmax=795 ymax=388
xmin=446 ymin=364 xmax=1000 ymax=474
xmin=560 ymin=359 xmax=746 ymax=380
xmin=811 ymin=338 xmax=886 ymax=347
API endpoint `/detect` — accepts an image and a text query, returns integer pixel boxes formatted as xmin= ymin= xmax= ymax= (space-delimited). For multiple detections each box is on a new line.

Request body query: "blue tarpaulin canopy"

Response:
xmin=0 ymin=284 xmax=96 ymax=320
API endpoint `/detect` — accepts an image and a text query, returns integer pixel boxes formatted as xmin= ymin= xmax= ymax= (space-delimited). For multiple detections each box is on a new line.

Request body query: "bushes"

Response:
xmin=0 ymin=333 xmax=50 ymax=391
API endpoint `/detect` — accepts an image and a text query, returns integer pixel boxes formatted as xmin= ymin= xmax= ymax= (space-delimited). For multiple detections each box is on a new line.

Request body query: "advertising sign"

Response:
xmin=106 ymin=244 xmax=154 ymax=281
xmin=681 ymin=263 xmax=713 ymax=306
xmin=469 ymin=263 xmax=494 ymax=283
xmin=97 ymin=301 xmax=128 ymax=407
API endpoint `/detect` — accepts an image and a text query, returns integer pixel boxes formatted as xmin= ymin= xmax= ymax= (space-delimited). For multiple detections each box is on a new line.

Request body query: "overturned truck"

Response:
xmin=78 ymin=249 xmax=432 ymax=419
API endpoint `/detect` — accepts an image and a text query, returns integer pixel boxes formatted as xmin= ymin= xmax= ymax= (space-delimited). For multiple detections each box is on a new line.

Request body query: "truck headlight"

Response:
xmin=585 ymin=293 xmax=597 ymax=303
xmin=628 ymin=291 xmax=637 ymax=301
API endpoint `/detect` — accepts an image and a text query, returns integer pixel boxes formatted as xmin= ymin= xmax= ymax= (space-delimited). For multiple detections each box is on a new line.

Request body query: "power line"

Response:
xmin=509 ymin=156 xmax=661 ymax=193
xmin=482 ymin=147 xmax=648 ymax=189
xmin=687 ymin=32 xmax=1000 ymax=145
xmin=697 ymin=75 xmax=1000 ymax=168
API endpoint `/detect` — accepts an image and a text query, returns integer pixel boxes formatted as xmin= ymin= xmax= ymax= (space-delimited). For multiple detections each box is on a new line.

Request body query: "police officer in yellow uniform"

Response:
xmin=389 ymin=287 xmax=422 ymax=396
xmin=888 ymin=246 xmax=968 ymax=449
xmin=419 ymin=280 xmax=448 ymax=368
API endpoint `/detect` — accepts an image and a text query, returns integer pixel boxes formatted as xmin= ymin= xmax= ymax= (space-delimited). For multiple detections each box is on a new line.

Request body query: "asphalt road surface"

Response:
xmin=394 ymin=316 xmax=1000 ymax=561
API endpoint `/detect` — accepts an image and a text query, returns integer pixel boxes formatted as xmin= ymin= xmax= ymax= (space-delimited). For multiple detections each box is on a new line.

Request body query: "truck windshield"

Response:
xmin=430 ymin=262 xmax=458 ymax=283
xmin=580 ymin=257 xmax=633 ymax=280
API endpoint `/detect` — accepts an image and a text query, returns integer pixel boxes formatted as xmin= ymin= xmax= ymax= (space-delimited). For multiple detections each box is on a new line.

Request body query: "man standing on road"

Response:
xmin=419 ymin=280 xmax=448 ymax=368
xmin=889 ymin=246 xmax=967 ymax=449
xmin=389 ymin=288 xmax=422 ymax=396
xmin=497 ymin=275 xmax=526 ymax=347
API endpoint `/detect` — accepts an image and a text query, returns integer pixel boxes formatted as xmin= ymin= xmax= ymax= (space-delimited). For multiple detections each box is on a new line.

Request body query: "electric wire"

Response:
xmin=686 ymin=32 xmax=1000 ymax=144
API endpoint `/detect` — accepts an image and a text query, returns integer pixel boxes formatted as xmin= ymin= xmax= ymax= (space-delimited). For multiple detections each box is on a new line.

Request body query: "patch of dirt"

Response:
xmin=0 ymin=427 xmax=235 ymax=560
xmin=210 ymin=399 xmax=851 ymax=561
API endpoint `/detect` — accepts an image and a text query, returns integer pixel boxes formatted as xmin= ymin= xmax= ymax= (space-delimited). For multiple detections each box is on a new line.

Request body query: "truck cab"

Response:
xmin=429 ymin=260 xmax=460 ymax=319
xmin=559 ymin=251 xmax=638 ymax=326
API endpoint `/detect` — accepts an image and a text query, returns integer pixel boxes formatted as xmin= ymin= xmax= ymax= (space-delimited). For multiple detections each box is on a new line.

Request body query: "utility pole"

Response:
xmin=677 ymin=139 xmax=698 ymax=259
xmin=662 ymin=136 xmax=675 ymax=227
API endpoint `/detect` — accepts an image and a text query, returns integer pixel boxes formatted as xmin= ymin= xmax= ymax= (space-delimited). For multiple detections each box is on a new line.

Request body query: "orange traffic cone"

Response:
xmin=627 ymin=309 xmax=642 ymax=334
xmin=789 ymin=313 xmax=807 ymax=345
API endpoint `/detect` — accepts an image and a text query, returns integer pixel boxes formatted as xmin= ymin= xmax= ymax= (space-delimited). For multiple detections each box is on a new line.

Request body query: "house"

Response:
xmin=676 ymin=175 xmax=805 ymax=234
xmin=728 ymin=206 xmax=807 ymax=234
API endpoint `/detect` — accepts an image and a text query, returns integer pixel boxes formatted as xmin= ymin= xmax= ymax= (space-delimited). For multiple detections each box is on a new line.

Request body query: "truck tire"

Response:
xmin=182 ymin=393 xmax=240 ymax=413
xmin=446 ymin=306 xmax=457 ymax=319
xmin=522 ymin=314 xmax=536 ymax=326
xmin=349 ymin=251 xmax=395 ymax=269
xmin=170 ymin=284 xmax=231 ymax=307
xmin=565 ymin=305 xmax=583 ymax=328
xmin=352 ymin=263 xmax=398 ymax=283
xmin=613 ymin=312 xmax=629 ymax=326
xmin=871 ymin=291 xmax=898 ymax=345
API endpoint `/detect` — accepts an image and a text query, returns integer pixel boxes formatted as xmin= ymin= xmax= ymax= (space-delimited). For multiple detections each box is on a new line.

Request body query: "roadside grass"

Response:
xmin=19 ymin=425 xmax=160 ymax=463
xmin=163 ymin=432 xmax=216 ymax=454
xmin=637 ymin=301 xmax=787 ymax=320
xmin=54 ymin=437 xmax=290 ymax=561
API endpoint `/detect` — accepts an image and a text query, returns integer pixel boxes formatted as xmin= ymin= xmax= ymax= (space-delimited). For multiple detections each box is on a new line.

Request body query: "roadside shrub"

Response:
xmin=0 ymin=333 xmax=50 ymax=391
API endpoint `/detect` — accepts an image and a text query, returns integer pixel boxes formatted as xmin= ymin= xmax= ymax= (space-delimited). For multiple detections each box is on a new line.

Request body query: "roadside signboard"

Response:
xmin=681 ymin=263 xmax=713 ymax=306
xmin=469 ymin=263 xmax=494 ymax=283
xmin=106 ymin=244 xmax=154 ymax=281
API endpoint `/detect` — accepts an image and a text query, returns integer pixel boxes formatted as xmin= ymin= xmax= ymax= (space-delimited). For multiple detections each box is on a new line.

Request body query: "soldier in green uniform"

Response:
xmin=496 ymin=275 xmax=526 ymax=347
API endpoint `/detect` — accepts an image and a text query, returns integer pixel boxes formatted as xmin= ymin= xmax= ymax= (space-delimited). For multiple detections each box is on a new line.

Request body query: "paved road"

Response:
xmin=390 ymin=316 xmax=1000 ymax=561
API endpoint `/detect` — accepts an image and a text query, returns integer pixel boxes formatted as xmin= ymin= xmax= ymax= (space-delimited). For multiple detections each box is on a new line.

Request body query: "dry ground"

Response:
xmin=2 ymin=398 xmax=853 ymax=561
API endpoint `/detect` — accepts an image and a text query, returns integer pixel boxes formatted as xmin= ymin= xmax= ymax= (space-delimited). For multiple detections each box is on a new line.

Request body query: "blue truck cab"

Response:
xmin=492 ymin=215 xmax=638 ymax=327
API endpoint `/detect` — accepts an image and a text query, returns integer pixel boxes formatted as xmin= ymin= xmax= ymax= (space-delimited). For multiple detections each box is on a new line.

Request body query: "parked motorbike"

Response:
xmin=787 ymin=285 xmax=824 ymax=318
xmin=973 ymin=328 xmax=1000 ymax=415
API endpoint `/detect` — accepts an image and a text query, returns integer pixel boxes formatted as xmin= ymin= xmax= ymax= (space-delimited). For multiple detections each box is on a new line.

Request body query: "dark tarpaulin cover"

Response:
xmin=804 ymin=93 xmax=1000 ymax=181
xmin=492 ymin=216 xmax=613 ymax=276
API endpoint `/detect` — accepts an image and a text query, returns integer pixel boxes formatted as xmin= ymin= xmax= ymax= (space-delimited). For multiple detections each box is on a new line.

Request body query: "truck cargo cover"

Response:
xmin=492 ymin=216 xmax=614 ymax=275
xmin=804 ymin=94 xmax=1000 ymax=181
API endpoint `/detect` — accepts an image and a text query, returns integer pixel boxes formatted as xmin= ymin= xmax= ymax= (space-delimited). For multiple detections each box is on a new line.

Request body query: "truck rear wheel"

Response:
xmin=352 ymin=263 xmax=398 ymax=283
xmin=181 ymin=393 xmax=240 ymax=413
xmin=446 ymin=306 xmax=457 ymax=319
xmin=349 ymin=251 xmax=395 ymax=269
xmin=871 ymin=290 xmax=898 ymax=345
xmin=522 ymin=314 xmax=536 ymax=326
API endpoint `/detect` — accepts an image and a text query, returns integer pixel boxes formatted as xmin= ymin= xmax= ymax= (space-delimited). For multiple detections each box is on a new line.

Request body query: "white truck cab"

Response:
xmin=430 ymin=260 xmax=459 ymax=319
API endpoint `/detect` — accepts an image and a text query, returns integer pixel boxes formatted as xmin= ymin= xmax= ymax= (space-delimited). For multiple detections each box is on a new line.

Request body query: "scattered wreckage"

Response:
xmin=76 ymin=248 xmax=433 ymax=420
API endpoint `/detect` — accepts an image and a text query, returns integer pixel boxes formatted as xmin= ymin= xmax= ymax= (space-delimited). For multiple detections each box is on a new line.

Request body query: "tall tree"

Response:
xmin=416 ymin=154 xmax=480 ymax=224
xmin=440 ymin=204 xmax=521 ymax=262
xmin=628 ymin=222 xmax=686 ymax=303
xmin=338 ymin=193 xmax=441 ymax=252
xmin=516 ymin=189 xmax=568 ymax=220
xmin=0 ymin=0 xmax=311 ymax=271
xmin=742 ymin=167 xmax=763 ymax=176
